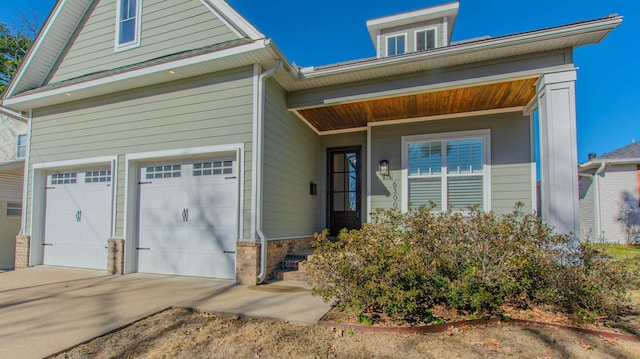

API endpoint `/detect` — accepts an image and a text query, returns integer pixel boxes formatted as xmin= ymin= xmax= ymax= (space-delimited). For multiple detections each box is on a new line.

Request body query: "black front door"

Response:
xmin=328 ymin=147 xmax=361 ymax=236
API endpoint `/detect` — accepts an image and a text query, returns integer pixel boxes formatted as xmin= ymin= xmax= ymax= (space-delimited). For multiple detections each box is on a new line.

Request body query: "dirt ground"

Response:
xmin=51 ymin=305 xmax=640 ymax=359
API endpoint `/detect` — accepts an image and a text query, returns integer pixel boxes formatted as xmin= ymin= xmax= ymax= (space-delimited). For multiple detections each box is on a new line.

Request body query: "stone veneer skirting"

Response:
xmin=15 ymin=235 xmax=30 ymax=269
xmin=108 ymin=238 xmax=125 ymax=275
xmin=235 ymin=236 xmax=314 ymax=285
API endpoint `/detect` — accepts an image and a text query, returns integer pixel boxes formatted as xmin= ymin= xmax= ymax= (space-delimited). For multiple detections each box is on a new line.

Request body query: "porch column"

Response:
xmin=536 ymin=69 xmax=579 ymax=235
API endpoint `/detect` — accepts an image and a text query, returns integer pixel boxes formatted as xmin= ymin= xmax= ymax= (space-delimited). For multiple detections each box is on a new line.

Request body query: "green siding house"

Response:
xmin=0 ymin=0 xmax=621 ymax=283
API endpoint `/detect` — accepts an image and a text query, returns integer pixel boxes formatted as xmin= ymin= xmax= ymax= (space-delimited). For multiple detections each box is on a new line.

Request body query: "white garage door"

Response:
xmin=137 ymin=159 xmax=238 ymax=279
xmin=43 ymin=169 xmax=112 ymax=269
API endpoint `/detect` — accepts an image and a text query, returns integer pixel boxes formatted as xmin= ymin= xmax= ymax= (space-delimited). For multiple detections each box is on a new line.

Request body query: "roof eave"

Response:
xmin=3 ymin=39 xmax=273 ymax=111
xmin=579 ymin=158 xmax=640 ymax=169
xmin=321 ymin=15 xmax=621 ymax=81
xmin=0 ymin=106 xmax=29 ymax=123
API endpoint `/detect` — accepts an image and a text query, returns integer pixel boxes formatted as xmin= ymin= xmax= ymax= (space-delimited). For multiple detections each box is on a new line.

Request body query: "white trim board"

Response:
xmin=202 ymin=0 xmax=264 ymax=40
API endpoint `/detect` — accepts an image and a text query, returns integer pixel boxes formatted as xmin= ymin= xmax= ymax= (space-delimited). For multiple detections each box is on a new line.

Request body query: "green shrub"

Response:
xmin=307 ymin=204 xmax=633 ymax=323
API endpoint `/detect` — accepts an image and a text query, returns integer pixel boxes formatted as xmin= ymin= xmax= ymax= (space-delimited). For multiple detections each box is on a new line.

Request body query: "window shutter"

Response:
xmin=448 ymin=176 xmax=483 ymax=210
xmin=409 ymin=178 xmax=442 ymax=210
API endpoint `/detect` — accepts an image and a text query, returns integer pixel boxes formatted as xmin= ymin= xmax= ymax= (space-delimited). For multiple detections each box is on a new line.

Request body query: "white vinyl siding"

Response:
xmin=403 ymin=130 xmax=490 ymax=212
xmin=0 ymin=170 xmax=23 ymax=202
xmin=0 ymin=117 xmax=28 ymax=163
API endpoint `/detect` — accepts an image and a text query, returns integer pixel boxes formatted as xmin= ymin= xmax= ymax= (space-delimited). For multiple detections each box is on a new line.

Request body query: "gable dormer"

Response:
xmin=367 ymin=2 xmax=458 ymax=58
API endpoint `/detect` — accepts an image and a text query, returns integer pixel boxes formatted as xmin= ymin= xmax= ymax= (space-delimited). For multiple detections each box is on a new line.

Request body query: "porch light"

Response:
xmin=379 ymin=160 xmax=389 ymax=178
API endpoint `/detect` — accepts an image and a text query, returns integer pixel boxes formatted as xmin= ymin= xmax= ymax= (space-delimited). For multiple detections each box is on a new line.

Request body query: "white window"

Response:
xmin=16 ymin=134 xmax=27 ymax=158
xmin=145 ymin=165 xmax=181 ymax=179
xmin=50 ymin=172 xmax=77 ymax=185
xmin=415 ymin=27 xmax=438 ymax=51
xmin=193 ymin=161 xmax=233 ymax=176
xmin=85 ymin=170 xmax=112 ymax=183
xmin=116 ymin=0 xmax=142 ymax=50
xmin=386 ymin=34 xmax=406 ymax=56
xmin=6 ymin=202 xmax=21 ymax=217
xmin=402 ymin=130 xmax=490 ymax=212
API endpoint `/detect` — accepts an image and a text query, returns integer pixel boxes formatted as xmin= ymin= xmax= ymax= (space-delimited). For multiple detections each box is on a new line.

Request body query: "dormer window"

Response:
xmin=386 ymin=34 xmax=406 ymax=56
xmin=416 ymin=27 xmax=438 ymax=51
xmin=116 ymin=0 xmax=142 ymax=50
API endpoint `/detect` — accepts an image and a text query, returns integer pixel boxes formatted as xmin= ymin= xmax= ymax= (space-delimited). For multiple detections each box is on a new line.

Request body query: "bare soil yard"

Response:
xmin=52 ymin=304 xmax=640 ymax=359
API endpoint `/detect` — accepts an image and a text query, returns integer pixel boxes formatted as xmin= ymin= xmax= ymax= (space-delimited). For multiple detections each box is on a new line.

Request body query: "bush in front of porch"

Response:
xmin=307 ymin=204 xmax=633 ymax=324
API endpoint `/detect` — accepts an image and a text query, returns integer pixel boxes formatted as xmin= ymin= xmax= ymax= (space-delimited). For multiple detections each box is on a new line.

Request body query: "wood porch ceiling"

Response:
xmin=296 ymin=78 xmax=538 ymax=132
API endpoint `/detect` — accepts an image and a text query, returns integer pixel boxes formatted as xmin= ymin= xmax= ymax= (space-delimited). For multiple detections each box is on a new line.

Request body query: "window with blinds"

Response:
xmin=406 ymin=135 xmax=486 ymax=211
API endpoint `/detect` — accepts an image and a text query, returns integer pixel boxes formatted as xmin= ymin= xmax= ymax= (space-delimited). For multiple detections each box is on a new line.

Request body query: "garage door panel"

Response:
xmin=138 ymin=160 xmax=238 ymax=279
xmin=43 ymin=169 xmax=112 ymax=270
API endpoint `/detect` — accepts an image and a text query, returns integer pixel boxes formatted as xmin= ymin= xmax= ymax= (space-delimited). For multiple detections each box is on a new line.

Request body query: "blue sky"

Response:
xmin=1 ymin=0 xmax=638 ymax=163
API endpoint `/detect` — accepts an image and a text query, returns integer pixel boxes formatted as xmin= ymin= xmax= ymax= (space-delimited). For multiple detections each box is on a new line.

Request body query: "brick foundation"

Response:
xmin=108 ymin=238 xmax=125 ymax=275
xmin=15 ymin=235 xmax=30 ymax=269
xmin=236 ymin=241 xmax=260 ymax=285
xmin=235 ymin=236 xmax=314 ymax=285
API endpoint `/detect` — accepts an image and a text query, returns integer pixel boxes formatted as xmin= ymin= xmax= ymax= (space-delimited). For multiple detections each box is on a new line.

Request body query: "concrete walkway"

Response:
xmin=0 ymin=267 xmax=332 ymax=359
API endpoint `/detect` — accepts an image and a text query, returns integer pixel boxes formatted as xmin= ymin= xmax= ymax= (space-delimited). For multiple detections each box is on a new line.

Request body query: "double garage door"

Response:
xmin=42 ymin=158 xmax=238 ymax=279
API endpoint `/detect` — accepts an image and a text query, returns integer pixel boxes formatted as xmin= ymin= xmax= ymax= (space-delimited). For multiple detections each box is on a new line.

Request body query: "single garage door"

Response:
xmin=43 ymin=169 xmax=112 ymax=269
xmin=137 ymin=159 xmax=238 ymax=279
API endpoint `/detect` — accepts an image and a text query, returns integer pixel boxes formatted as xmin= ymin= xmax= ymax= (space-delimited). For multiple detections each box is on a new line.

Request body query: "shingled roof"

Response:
xmin=593 ymin=142 xmax=640 ymax=162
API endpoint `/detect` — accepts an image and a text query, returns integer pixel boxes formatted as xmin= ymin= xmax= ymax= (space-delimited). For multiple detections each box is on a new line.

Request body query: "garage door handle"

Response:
xmin=75 ymin=210 xmax=82 ymax=223
xmin=182 ymin=208 xmax=189 ymax=222
xmin=223 ymin=251 xmax=236 ymax=254
xmin=43 ymin=243 xmax=53 ymax=246
xmin=137 ymin=247 xmax=150 ymax=251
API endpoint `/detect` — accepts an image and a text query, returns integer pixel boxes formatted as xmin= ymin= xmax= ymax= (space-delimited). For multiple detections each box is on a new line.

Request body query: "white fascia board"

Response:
xmin=33 ymin=155 xmax=117 ymax=170
xmin=319 ymin=16 xmax=621 ymax=80
xmin=367 ymin=2 xmax=459 ymax=29
xmin=4 ymin=0 xmax=67 ymax=98
xmin=204 ymin=0 xmax=265 ymax=40
xmin=579 ymin=158 xmax=640 ymax=169
xmin=367 ymin=2 xmax=459 ymax=43
xmin=0 ymin=106 xmax=28 ymax=123
xmin=4 ymin=40 xmax=268 ymax=108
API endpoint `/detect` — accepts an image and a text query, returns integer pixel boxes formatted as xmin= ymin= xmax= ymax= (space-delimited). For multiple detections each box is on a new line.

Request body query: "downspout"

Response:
xmin=254 ymin=60 xmax=283 ymax=284
xmin=19 ymin=110 xmax=33 ymax=236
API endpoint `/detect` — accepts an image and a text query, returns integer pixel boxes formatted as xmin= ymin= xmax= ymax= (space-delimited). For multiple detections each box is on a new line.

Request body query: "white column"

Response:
xmin=536 ymin=69 xmax=580 ymax=235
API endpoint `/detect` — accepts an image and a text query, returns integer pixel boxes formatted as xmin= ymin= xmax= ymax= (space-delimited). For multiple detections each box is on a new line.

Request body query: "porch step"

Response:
xmin=271 ymin=249 xmax=315 ymax=283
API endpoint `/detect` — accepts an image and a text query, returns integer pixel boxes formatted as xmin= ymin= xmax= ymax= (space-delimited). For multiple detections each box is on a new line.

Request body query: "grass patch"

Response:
xmin=596 ymin=244 xmax=640 ymax=271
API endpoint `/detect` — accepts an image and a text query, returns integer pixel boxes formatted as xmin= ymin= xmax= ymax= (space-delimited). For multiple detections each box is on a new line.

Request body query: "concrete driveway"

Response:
xmin=0 ymin=267 xmax=332 ymax=359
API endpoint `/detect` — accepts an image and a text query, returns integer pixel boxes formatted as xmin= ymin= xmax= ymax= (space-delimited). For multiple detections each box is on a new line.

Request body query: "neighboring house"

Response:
xmin=579 ymin=142 xmax=640 ymax=244
xmin=0 ymin=108 xmax=28 ymax=269
xmin=0 ymin=1 xmax=620 ymax=283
